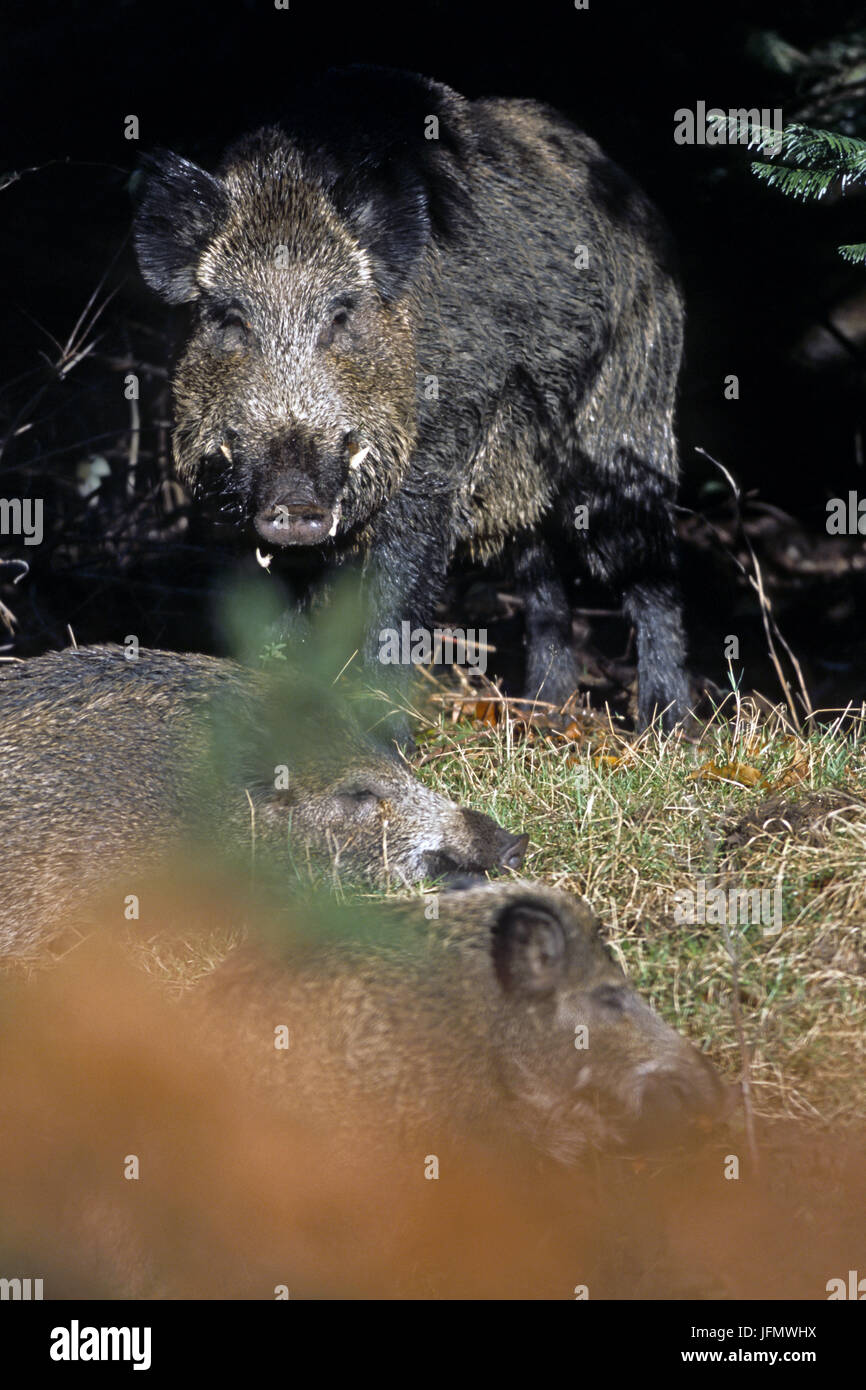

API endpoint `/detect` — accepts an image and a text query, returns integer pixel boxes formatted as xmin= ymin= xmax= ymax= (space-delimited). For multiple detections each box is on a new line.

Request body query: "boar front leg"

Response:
xmin=512 ymin=535 xmax=580 ymax=710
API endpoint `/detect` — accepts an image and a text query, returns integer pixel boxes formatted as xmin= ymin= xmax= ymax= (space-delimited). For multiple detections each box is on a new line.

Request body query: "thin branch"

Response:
xmin=699 ymin=815 xmax=761 ymax=1172
xmin=694 ymin=448 xmax=813 ymax=727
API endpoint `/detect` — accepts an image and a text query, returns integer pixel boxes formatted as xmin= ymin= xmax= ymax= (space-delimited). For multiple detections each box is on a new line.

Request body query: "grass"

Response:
xmin=386 ymin=684 xmax=866 ymax=1130
xmin=29 ymin=637 xmax=864 ymax=1141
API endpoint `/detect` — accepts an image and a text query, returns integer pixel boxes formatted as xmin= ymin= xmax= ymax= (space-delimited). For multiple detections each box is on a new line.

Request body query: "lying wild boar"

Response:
xmin=0 ymin=900 xmax=757 ymax=1300
xmin=0 ymin=645 xmax=526 ymax=956
xmin=134 ymin=65 xmax=690 ymax=731
xmin=200 ymin=881 xmax=726 ymax=1162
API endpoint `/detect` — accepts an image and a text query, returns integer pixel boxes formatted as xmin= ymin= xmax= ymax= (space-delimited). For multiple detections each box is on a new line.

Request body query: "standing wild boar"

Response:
xmin=133 ymin=66 xmax=690 ymax=730
xmin=201 ymin=881 xmax=726 ymax=1163
xmin=0 ymin=645 xmax=526 ymax=956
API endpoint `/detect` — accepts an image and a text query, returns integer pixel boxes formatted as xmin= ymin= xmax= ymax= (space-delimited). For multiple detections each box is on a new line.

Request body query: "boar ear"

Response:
xmin=132 ymin=151 xmax=227 ymax=304
xmin=491 ymin=901 xmax=567 ymax=998
xmin=334 ymin=167 xmax=432 ymax=302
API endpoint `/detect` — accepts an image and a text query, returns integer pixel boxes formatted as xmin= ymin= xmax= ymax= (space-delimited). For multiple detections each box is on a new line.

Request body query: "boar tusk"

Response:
xmin=348 ymin=444 xmax=371 ymax=470
xmin=219 ymin=443 xmax=233 ymax=461
xmin=255 ymin=547 xmax=273 ymax=570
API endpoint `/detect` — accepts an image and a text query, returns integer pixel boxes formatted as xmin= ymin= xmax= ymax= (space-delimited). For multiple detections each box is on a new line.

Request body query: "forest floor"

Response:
xmin=398 ymin=683 xmax=866 ymax=1131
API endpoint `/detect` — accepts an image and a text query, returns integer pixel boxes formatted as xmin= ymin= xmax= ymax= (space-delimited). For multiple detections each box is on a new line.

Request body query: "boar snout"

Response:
xmin=630 ymin=1057 xmax=726 ymax=1149
xmin=255 ymin=499 xmax=338 ymax=547
xmin=450 ymin=811 xmax=528 ymax=875
xmin=421 ymin=824 xmax=528 ymax=883
xmin=254 ymin=462 xmax=342 ymax=547
xmin=499 ymin=832 xmax=529 ymax=872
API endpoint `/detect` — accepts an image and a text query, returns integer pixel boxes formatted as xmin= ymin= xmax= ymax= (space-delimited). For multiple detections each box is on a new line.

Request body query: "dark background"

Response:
xmin=2 ymin=0 xmax=865 ymax=716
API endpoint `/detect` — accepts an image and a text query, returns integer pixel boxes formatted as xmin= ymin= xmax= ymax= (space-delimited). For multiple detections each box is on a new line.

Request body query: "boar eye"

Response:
xmin=336 ymin=784 xmax=380 ymax=806
xmin=319 ymin=302 xmax=353 ymax=349
xmin=593 ymin=984 xmax=629 ymax=1013
xmin=222 ymin=312 xmax=250 ymax=335
xmin=209 ymin=301 xmax=251 ymax=338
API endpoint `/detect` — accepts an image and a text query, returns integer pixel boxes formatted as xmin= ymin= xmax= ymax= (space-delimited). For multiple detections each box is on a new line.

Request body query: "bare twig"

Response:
xmin=244 ymin=789 xmax=256 ymax=882
xmin=1 ymin=257 xmax=125 ymax=465
xmin=694 ymin=448 xmax=813 ymax=728
xmin=721 ymin=910 xmax=761 ymax=1173
xmin=699 ymin=815 xmax=761 ymax=1172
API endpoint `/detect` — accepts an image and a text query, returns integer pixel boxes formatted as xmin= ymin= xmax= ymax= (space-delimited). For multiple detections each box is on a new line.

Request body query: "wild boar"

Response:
xmin=9 ymin=905 xmax=816 ymax=1302
xmin=0 ymin=644 xmax=526 ymax=956
xmin=133 ymin=65 xmax=690 ymax=732
xmin=200 ymin=880 xmax=726 ymax=1163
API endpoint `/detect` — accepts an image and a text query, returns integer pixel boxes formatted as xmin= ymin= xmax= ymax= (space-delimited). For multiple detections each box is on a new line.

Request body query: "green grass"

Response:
xmin=390 ymin=690 xmax=866 ymax=1128
xmin=117 ymin=663 xmax=866 ymax=1135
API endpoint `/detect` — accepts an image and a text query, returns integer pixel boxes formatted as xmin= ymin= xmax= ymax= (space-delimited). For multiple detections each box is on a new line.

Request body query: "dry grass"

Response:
xmin=111 ymin=673 xmax=866 ymax=1133
xmin=389 ymin=684 xmax=866 ymax=1130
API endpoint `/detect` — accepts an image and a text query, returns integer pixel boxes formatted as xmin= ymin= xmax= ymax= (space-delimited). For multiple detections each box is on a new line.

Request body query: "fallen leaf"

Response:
xmin=769 ymin=753 xmax=810 ymax=790
xmin=690 ymin=760 xmax=763 ymax=788
xmin=454 ymin=698 xmax=499 ymax=727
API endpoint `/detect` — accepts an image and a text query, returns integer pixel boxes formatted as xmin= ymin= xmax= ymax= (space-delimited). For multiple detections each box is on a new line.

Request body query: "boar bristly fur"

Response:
xmin=200 ymin=881 xmax=726 ymax=1163
xmin=135 ymin=66 xmax=690 ymax=729
xmin=0 ymin=645 xmax=526 ymax=956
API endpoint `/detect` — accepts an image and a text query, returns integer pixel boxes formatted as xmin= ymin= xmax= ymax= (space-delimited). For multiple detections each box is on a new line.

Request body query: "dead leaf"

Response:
xmin=454 ymin=698 xmax=499 ymax=728
xmin=769 ymin=753 xmax=810 ymax=791
xmin=690 ymin=760 xmax=763 ymax=788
